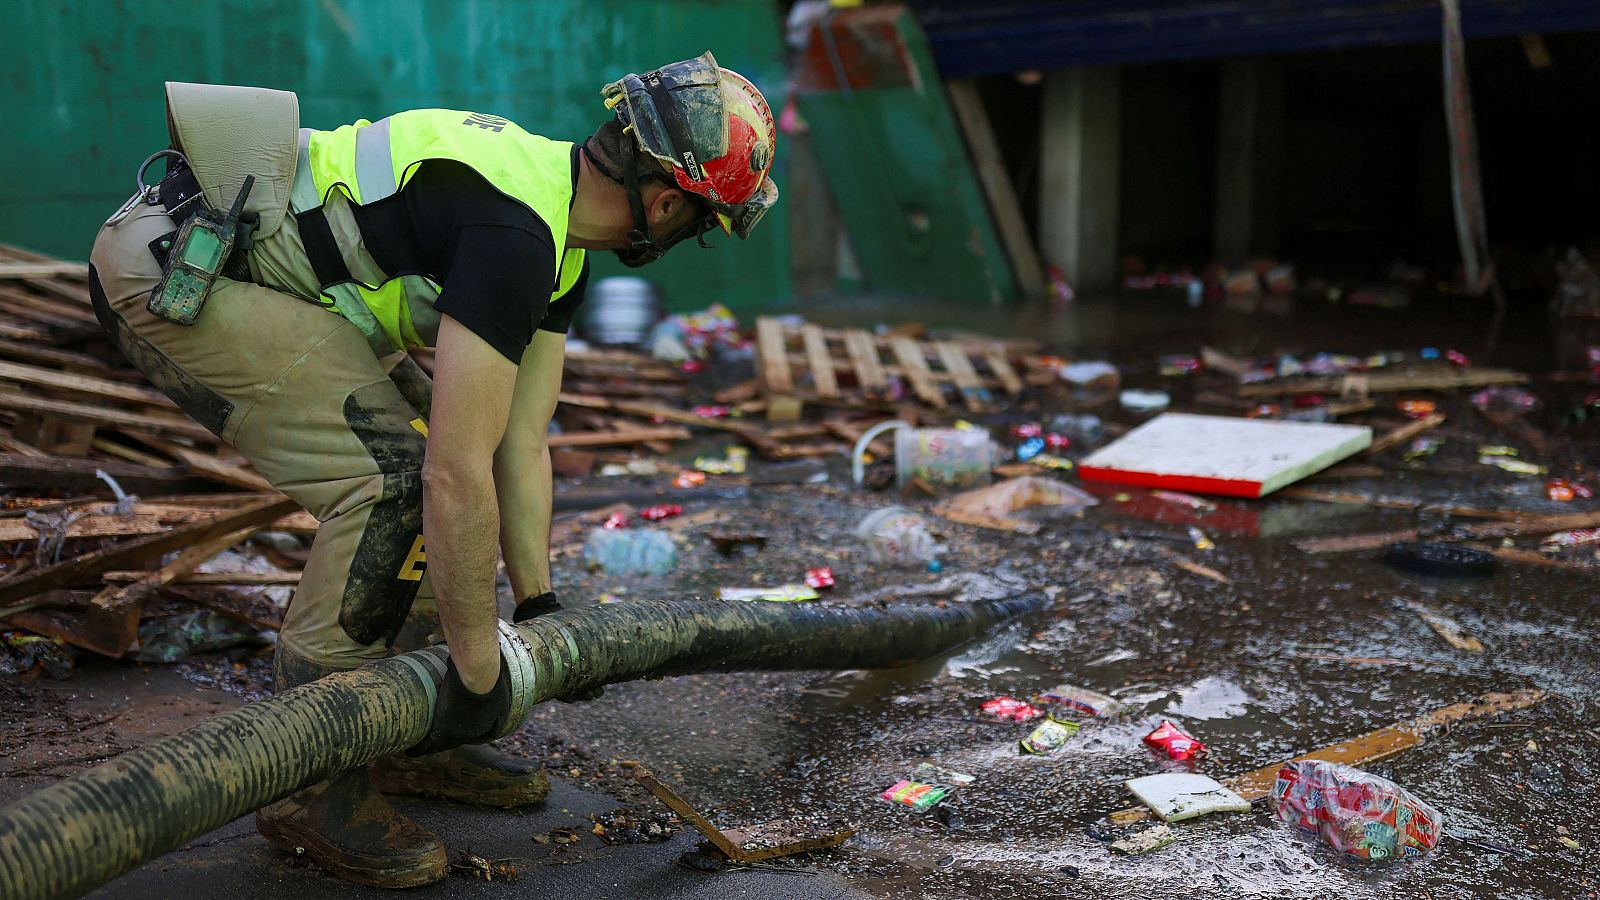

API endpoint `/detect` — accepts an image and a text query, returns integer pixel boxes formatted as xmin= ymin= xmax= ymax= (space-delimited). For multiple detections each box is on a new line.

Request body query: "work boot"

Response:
xmin=369 ymin=743 xmax=551 ymax=809
xmin=255 ymin=649 xmax=448 ymax=889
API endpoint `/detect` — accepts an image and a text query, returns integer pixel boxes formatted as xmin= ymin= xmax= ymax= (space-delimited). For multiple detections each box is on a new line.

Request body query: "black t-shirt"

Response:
xmin=354 ymin=155 xmax=589 ymax=363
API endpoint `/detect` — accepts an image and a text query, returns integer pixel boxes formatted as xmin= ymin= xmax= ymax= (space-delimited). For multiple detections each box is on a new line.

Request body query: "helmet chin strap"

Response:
xmin=587 ymin=141 xmax=712 ymax=268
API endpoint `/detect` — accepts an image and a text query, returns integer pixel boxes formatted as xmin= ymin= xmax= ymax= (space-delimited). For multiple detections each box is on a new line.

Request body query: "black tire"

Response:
xmin=1384 ymin=542 xmax=1498 ymax=577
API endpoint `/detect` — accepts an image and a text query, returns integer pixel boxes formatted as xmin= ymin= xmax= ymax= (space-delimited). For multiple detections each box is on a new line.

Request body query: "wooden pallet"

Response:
xmin=754 ymin=317 xmax=1024 ymax=412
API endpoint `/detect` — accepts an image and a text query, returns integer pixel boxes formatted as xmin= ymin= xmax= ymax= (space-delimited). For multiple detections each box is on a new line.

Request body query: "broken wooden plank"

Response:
xmin=0 ymin=338 xmax=110 ymax=372
xmin=0 ymin=262 xmax=89 ymax=279
xmin=945 ymin=78 xmax=1046 ymax=298
xmin=631 ymin=766 xmax=852 ymax=863
xmin=1364 ymin=413 xmax=1446 ymax=456
xmin=755 ymin=317 xmax=794 ymax=395
xmin=0 ymin=513 xmax=167 ymax=543
xmin=104 ymin=570 xmax=301 ymax=586
xmin=0 ymin=359 xmax=173 ymax=408
xmin=0 ymin=452 xmax=207 ymax=494
xmin=843 ymin=329 xmax=888 ymax=393
xmin=0 ymin=494 xmax=300 ymax=607
xmin=76 ymin=526 xmax=261 ymax=657
xmin=890 ymin=336 xmax=945 ymax=408
xmin=125 ymin=432 xmax=273 ymax=492
xmin=1406 ymin=601 xmax=1484 ymax=651
xmin=0 ymin=388 xmax=214 ymax=442
xmin=558 ymin=393 xmax=782 ymax=457
xmin=801 ymin=323 xmax=839 ymax=399
xmin=1293 ymin=509 xmax=1600 ymax=554
xmin=1109 ymin=689 xmax=1545 ymax=826
xmin=936 ymin=341 xmax=987 ymax=412
xmin=1238 ymin=367 xmax=1526 ymax=397
xmin=546 ymin=426 xmax=691 ymax=449
xmin=984 ymin=351 xmax=1023 ymax=395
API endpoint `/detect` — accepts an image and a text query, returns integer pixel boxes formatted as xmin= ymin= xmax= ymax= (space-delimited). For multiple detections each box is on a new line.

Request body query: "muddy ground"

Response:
xmin=3 ymin=292 xmax=1598 ymax=898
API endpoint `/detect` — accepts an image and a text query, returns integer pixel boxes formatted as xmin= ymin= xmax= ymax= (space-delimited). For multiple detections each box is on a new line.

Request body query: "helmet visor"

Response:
xmin=715 ymin=176 xmax=778 ymax=239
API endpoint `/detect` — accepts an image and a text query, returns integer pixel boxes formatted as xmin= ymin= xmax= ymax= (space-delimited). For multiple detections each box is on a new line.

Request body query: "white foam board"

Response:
xmin=1078 ymin=413 xmax=1372 ymax=498
xmin=1124 ymin=773 xmax=1252 ymax=823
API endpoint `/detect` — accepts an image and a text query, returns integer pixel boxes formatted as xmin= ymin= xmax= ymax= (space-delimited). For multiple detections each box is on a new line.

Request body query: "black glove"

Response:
xmin=407 ymin=657 xmax=512 ymax=756
xmin=512 ymin=591 xmax=562 ymax=623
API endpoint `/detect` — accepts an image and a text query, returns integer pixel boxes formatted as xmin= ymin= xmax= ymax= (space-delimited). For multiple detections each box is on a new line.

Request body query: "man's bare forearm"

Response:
xmin=422 ymin=467 xmax=503 ymax=694
xmin=495 ymin=443 xmax=553 ymax=599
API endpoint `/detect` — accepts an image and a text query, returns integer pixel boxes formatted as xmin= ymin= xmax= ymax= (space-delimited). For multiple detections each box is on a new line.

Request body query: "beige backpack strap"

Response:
xmin=164 ymin=82 xmax=299 ymax=240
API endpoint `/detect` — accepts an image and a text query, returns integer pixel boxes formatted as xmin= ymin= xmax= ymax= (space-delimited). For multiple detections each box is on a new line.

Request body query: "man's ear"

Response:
xmin=647 ymin=187 xmax=687 ymax=229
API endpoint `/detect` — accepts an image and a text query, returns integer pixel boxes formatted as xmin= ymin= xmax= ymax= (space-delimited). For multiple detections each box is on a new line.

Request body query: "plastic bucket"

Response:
xmin=893 ymin=427 xmax=993 ymax=491
xmin=581 ymin=276 xmax=660 ymax=345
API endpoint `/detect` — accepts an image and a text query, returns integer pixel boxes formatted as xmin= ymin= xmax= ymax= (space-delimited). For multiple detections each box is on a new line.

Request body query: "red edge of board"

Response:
xmin=1077 ymin=465 xmax=1267 ymax=499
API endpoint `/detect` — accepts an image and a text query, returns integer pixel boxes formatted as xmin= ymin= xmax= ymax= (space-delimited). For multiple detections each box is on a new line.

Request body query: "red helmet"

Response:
xmin=602 ymin=52 xmax=778 ymax=239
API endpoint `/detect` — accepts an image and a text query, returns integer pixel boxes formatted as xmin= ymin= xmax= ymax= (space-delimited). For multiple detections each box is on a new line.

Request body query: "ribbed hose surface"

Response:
xmin=0 ymin=593 xmax=1044 ymax=899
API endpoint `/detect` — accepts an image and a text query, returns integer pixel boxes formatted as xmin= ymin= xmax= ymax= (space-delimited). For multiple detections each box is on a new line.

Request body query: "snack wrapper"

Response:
xmin=803 ymin=567 xmax=835 ymax=589
xmin=1031 ymin=684 xmax=1130 ymax=720
xmin=1269 ymin=760 xmax=1443 ymax=862
xmin=880 ymin=779 xmax=950 ymax=810
xmin=638 ymin=504 xmax=683 ymax=521
xmin=1143 ymin=720 xmax=1205 ymax=760
xmin=1020 ymin=717 xmax=1080 ymax=755
xmin=981 ymin=696 xmax=1044 ymax=722
xmin=602 ymin=511 xmax=630 ymax=530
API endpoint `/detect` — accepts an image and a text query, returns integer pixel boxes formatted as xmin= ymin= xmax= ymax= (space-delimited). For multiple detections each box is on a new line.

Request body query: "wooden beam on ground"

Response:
xmin=122 ymin=432 xmax=273 ymax=491
xmin=558 ymin=393 xmax=782 ymax=458
xmin=936 ymin=341 xmax=987 ymax=411
xmin=1108 ymin=689 xmax=1545 ymax=826
xmin=755 ymin=317 xmax=794 ymax=394
xmin=104 ymin=570 xmax=301 ymax=586
xmin=0 ymin=388 xmax=214 ymax=442
xmin=0 ymin=494 xmax=300 ymax=609
xmin=0 ymin=337 xmax=109 ymax=371
xmin=1364 ymin=413 xmax=1446 ymax=455
xmin=1292 ymin=509 xmax=1600 ymax=554
xmin=0 ymin=262 xmax=89 ymax=279
xmin=546 ymin=426 xmax=691 ymax=449
xmin=1238 ymin=367 xmax=1526 ymax=397
xmin=0 ymin=452 xmax=206 ymax=494
xmin=801 ymin=324 xmax=839 ymax=399
xmin=984 ymin=351 xmax=1023 ymax=395
xmin=0 ymin=359 xmax=172 ymax=408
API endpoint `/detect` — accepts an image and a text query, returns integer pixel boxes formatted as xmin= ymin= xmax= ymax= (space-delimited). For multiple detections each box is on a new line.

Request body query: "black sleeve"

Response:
xmin=432 ymin=224 xmax=556 ymax=363
xmin=538 ymin=255 xmax=591 ymax=335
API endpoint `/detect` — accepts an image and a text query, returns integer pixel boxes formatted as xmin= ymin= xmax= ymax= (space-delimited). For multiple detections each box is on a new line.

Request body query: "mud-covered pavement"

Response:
xmin=4 ymin=295 xmax=1598 ymax=898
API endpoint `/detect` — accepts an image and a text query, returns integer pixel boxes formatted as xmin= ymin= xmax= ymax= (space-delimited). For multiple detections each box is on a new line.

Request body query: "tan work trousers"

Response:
xmin=88 ymin=192 xmax=543 ymax=668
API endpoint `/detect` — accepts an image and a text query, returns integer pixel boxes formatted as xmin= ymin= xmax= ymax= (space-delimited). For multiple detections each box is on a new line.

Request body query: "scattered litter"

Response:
xmin=1057 ymin=361 xmax=1121 ymax=399
xmin=803 ymin=567 xmax=835 ymax=589
xmin=1031 ymin=684 xmax=1131 ymax=719
xmin=450 ymin=848 xmax=518 ymax=882
xmin=1398 ymin=399 xmax=1437 ymax=418
xmin=854 ymin=507 xmax=945 ymax=568
xmin=980 ymin=696 xmax=1045 ymax=722
xmin=1125 ymin=773 xmax=1251 ymax=822
xmin=934 ymin=476 xmax=1098 ymax=534
xmin=1027 ymin=454 xmax=1075 ymax=471
xmin=1143 ymin=720 xmax=1206 ymax=760
xmin=1384 ymin=542 xmax=1497 ymax=577
xmin=1471 ymin=385 xmax=1540 ymax=413
xmin=638 ymin=504 xmax=683 ymax=521
xmin=717 ymin=585 xmax=820 ymax=603
xmin=1111 ymin=824 xmax=1175 ymax=855
xmin=880 ymin=779 xmax=951 ymax=810
xmin=1405 ymin=601 xmax=1485 ymax=652
xmin=910 ymin=762 xmax=975 ymax=786
xmin=1079 ymin=413 xmax=1372 ymax=498
xmin=135 ymin=610 xmax=254 ymax=663
xmin=1477 ymin=444 xmax=1519 ymax=457
xmin=1404 ymin=437 xmax=1442 ymax=461
xmin=1150 ymin=490 xmax=1215 ymax=512
xmin=602 ymin=510 xmax=630 ymax=530
xmin=1119 ymin=389 xmax=1171 ymax=413
xmin=891 ymin=426 xmax=996 ymax=492
xmin=0 ymin=630 xmax=74 ymax=679
xmin=1480 ymin=456 xmax=1547 ymax=475
xmin=633 ymin=767 xmax=852 ymax=862
xmin=1271 ymin=760 xmax=1443 ymax=862
xmin=694 ymin=446 xmax=750 ymax=475
xmin=1158 ymin=354 xmax=1202 ymax=376
xmin=1543 ymin=528 xmax=1600 ymax=550
xmin=1186 ymin=526 xmax=1215 ymax=551
xmin=1020 ymin=717 xmax=1080 ymax=755
xmin=674 ymin=470 xmax=708 ymax=489
xmin=1545 ymin=479 xmax=1593 ymax=502
xmin=1050 ymin=413 xmax=1106 ymax=446
xmin=583 ymin=527 xmax=678 ymax=576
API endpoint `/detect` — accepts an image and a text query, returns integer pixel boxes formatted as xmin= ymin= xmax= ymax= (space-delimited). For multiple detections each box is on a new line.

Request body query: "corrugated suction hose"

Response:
xmin=0 ymin=593 xmax=1045 ymax=899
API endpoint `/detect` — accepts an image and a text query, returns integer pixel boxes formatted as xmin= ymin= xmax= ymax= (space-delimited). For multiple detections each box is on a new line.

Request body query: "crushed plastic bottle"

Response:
xmin=135 ymin=610 xmax=254 ymax=664
xmin=854 ymin=507 xmax=945 ymax=568
xmin=1270 ymin=760 xmax=1443 ymax=862
xmin=582 ymin=527 xmax=678 ymax=576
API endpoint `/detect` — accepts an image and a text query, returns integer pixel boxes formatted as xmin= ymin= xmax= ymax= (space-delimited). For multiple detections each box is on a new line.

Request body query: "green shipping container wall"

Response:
xmin=793 ymin=5 xmax=1016 ymax=303
xmin=0 ymin=0 xmax=789 ymax=312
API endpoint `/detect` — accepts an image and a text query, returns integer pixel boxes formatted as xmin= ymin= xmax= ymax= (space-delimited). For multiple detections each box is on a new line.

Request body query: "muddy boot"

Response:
xmin=369 ymin=743 xmax=550 ymax=809
xmin=255 ymin=649 xmax=448 ymax=888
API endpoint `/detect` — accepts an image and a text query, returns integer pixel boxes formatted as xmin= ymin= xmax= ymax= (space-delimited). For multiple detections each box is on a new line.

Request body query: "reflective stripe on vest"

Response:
xmin=291 ymin=110 xmax=587 ymax=355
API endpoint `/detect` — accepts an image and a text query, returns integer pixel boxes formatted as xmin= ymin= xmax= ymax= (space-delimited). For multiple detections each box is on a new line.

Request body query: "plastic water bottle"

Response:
xmin=582 ymin=528 xmax=678 ymax=576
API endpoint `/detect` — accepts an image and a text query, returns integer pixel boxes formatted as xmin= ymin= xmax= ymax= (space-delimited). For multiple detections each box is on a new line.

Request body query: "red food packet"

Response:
xmin=692 ymin=405 xmax=731 ymax=418
xmin=602 ymin=511 xmax=630 ymax=530
xmin=1397 ymin=399 xmax=1436 ymax=419
xmin=1445 ymin=349 xmax=1471 ymax=368
xmin=1011 ymin=423 xmax=1043 ymax=439
xmin=638 ymin=504 xmax=683 ymax=521
xmin=1143 ymin=719 xmax=1206 ymax=760
xmin=673 ymin=470 xmax=707 ymax=489
xmin=1044 ymin=432 xmax=1071 ymax=450
xmin=803 ymin=566 xmax=835 ymax=589
xmin=980 ymin=696 xmax=1045 ymax=722
xmin=681 ymin=359 xmax=707 ymax=374
xmin=1546 ymin=479 xmax=1594 ymax=502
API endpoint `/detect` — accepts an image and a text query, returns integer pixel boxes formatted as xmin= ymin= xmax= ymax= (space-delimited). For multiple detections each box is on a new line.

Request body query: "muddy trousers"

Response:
xmin=91 ymin=198 xmax=450 ymax=667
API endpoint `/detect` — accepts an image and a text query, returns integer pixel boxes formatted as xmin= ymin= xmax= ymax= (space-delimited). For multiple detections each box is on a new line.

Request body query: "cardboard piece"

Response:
xmin=1124 ymin=773 xmax=1251 ymax=823
xmin=1078 ymin=413 xmax=1372 ymax=498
